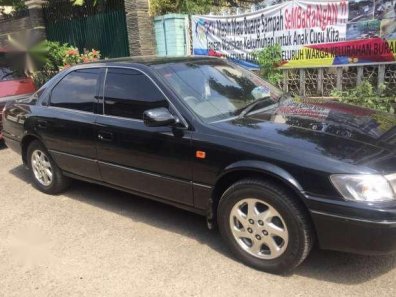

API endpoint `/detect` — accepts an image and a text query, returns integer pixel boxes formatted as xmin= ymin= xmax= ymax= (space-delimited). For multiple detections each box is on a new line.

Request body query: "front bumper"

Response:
xmin=307 ymin=196 xmax=396 ymax=255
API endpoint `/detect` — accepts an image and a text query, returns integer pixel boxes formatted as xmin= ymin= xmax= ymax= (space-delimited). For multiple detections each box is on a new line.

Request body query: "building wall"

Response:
xmin=0 ymin=7 xmax=46 ymax=48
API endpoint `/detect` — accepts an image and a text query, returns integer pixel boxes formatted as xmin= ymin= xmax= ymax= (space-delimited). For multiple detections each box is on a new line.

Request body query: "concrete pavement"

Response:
xmin=1 ymin=146 xmax=395 ymax=297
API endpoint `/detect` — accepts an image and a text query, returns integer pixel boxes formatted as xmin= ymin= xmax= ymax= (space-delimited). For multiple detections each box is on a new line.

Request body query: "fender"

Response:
xmin=20 ymin=131 xmax=44 ymax=165
xmin=218 ymin=160 xmax=304 ymax=194
xmin=204 ymin=160 xmax=305 ymax=229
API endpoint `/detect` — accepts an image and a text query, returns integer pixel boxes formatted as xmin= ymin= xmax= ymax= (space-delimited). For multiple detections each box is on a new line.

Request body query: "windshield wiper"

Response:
xmin=236 ymin=94 xmax=290 ymax=120
xmin=236 ymin=97 xmax=272 ymax=119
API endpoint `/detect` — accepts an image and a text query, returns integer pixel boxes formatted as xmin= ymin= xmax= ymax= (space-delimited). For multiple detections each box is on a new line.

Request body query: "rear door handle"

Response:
xmin=98 ymin=131 xmax=113 ymax=142
xmin=37 ymin=120 xmax=48 ymax=129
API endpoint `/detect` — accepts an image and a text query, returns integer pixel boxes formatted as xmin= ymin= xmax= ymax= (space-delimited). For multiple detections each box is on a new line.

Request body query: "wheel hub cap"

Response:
xmin=229 ymin=198 xmax=289 ymax=260
xmin=31 ymin=150 xmax=53 ymax=187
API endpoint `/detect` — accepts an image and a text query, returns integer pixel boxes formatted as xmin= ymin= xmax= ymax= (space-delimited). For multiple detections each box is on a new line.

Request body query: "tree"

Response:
xmin=149 ymin=0 xmax=263 ymax=16
xmin=0 ymin=0 xmax=26 ymax=12
xmin=149 ymin=0 xmax=212 ymax=16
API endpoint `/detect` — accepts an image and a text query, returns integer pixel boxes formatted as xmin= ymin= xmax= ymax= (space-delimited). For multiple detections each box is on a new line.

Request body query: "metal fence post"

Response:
xmin=278 ymin=63 xmax=396 ymax=98
xmin=357 ymin=66 xmax=363 ymax=86
xmin=317 ymin=68 xmax=323 ymax=96
xmin=336 ymin=67 xmax=342 ymax=91
xmin=283 ymin=70 xmax=288 ymax=93
xmin=378 ymin=65 xmax=385 ymax=90
xmin=299 ymin=68 xmax=305 ymax=96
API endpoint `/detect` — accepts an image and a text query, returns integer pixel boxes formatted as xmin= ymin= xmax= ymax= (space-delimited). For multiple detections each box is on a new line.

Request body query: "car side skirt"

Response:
xmin=62 ymin=171 xmax=207 ymax=217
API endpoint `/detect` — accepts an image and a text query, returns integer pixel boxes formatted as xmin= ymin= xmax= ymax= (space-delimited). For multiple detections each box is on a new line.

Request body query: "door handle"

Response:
xmin=37 ymin=120 xmax=48 ymax=129
xmin=98 ymin=131 xmax=113 ymax=142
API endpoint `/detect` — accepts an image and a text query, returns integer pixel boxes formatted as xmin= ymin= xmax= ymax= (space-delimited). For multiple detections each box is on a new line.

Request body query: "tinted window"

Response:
xmin=50 ymin=68 xmax=100 ymax=112
xmin=153 ymin=60 xmax=283 ymax=123
xmin=104 ymin=68 xmax=168 ymax=120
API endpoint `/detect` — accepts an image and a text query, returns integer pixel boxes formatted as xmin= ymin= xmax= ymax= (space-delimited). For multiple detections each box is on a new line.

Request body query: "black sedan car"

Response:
xmin=2 ymin=56 xmax=396 ymax=273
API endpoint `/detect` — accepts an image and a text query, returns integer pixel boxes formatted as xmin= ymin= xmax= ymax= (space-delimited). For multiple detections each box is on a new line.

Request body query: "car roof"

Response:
xmin=75 ymin=55 xmax=221 ymax=69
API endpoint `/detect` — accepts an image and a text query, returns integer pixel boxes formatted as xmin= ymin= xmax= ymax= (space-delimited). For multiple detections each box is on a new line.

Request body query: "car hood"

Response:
xmin=211 ymin=98 xmax=396 ymax=173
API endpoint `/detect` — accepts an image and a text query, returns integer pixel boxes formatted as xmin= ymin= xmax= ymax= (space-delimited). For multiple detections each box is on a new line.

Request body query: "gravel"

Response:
xmin=1 ymin=146 xmax=395 ymax=297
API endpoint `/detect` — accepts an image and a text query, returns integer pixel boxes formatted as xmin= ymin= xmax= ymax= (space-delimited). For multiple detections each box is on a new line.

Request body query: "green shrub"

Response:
xmin=31 ymin=41 xmax=71 ymax=87
xmin=331 ymin=81 xmax=395 ymax=114
xmin=31 ymin=40 xmax=100 ymax=87
xmin=36 ymin=41 xmax=71 ymax=71
xmin=149 ymin=0 xmax=213 ymax=15
xmin=255 ymin=44 xmax=283 ymax=86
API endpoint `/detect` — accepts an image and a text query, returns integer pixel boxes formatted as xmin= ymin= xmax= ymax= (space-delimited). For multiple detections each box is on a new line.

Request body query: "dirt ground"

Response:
xmin=1 ymin=146 xmax=396 ymax=297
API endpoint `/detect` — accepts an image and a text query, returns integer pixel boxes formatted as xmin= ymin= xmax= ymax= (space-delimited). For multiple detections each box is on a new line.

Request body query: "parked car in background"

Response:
xmin=0 ymin=67 xmax=36 ymax=143
xmin=2 ymin=57 xmax=396 ymax=273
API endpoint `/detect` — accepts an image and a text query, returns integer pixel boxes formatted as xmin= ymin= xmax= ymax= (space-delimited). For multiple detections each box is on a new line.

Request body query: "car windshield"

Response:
xmin=152 ymin=59 xmax=283 ymax=123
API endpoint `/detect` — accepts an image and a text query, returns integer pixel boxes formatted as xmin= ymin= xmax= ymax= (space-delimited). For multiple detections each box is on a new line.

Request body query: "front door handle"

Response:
xmin=98 ymin=131 xmax=114 ymax=142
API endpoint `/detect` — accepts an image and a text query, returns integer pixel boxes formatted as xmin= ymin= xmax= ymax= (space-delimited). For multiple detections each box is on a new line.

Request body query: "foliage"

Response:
xmin=148 ymin=0 xmax=253 ymax=16
xmin=35 ymin=41 xmax=71 ymax=72
xmin=0 ymin=0 xmax=26 ymax=12
xmin=31 ymin=40 xmax=100 ymax=87
xmin=149 ymin=0 xmax=213 ymax=16
xmin=149 ymin=0 xmax=176 ymax=16
xmin=255 ymin=44 xmax=283 ymax=86
xmin=30 ymin=41 xmax=70 ymax=86
xmin=331 ymin=81 xmax=395 ymax=114
xmin=72 ymin=0 xmax=85 ymax=5
xmin=63 ymin=47 xmax=100 ymax=67
xmin=179 ymin=0 xmax=214 ymax=14
xmin=71 ymin=0 xmax=101 ymax=6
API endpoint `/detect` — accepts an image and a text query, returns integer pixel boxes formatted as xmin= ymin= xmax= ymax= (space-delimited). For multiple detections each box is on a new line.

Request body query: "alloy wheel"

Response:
xmin=31 ymin=149 xmax=53 ymax=187
xmin=229 ymin=198 xmax=289 ymax=260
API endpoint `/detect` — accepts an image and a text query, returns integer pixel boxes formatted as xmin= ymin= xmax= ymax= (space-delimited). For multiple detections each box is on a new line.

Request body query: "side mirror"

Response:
xmin=143 ymin=107 xmax=176 ymax=127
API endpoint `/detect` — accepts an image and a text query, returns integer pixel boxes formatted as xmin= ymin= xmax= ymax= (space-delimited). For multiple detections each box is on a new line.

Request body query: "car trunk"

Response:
xmin=0 ymin=94 xmax=34 ymax=140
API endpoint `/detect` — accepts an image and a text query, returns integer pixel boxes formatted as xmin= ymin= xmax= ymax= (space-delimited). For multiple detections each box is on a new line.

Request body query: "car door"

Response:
xmin=95 ymin=67 xmax=194 ymax=206
xmin=34 ymin=67 xmax=102 ymax=180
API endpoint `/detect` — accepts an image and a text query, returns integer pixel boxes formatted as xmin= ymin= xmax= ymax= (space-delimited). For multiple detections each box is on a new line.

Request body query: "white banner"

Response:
xmin=192 ymin=0 xmax=349 ymax=68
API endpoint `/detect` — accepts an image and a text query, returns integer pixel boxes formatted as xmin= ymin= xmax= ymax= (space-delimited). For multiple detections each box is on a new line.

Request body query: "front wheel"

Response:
xmin=217 ymin=179 xmax=314 ymax=274
xmin=27 ymin=140 xmax=70 ymax=194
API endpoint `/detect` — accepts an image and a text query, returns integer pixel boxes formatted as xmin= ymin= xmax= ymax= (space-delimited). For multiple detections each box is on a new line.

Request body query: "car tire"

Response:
xmin=27 ymin=140 xmax=70 ymax=194
xmin=217 ymin=179 xmax=314 ymax=274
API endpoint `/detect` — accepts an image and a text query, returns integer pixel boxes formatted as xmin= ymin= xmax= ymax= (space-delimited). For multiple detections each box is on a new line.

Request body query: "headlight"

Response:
xmin=386 ymin=173 xmax=396 ymax=193
xmin=330 ymin=174 xmax=395 ymax=202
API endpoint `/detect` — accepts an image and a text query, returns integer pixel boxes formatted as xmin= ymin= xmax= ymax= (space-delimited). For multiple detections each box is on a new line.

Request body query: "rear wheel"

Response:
xmin=218 ymin=179 xmax=314 ymax=274
xmin=27 ymin=140 xmax=70 ymax=194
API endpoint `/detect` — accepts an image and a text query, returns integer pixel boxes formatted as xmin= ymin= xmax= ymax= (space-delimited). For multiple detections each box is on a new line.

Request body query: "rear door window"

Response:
xmin=50 ymin=68 xmax=101 ymax=112
xmin=103 ymin=68 xmax=168 ymax=120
